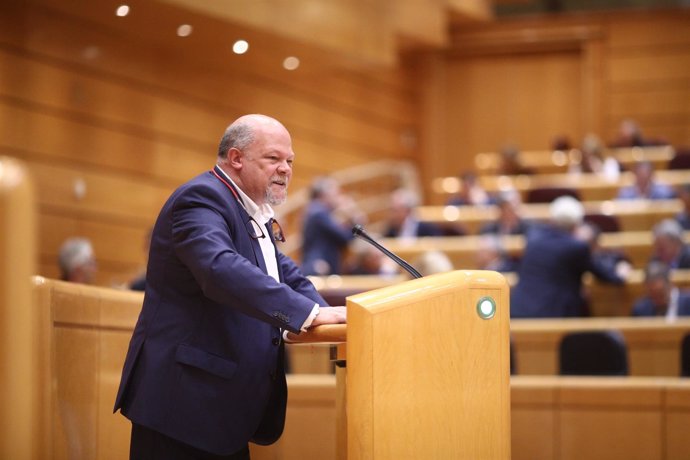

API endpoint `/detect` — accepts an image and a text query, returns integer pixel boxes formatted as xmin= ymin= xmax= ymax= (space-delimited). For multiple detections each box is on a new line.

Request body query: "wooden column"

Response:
xmin=0 ymin=157 xmax=47 ymax=459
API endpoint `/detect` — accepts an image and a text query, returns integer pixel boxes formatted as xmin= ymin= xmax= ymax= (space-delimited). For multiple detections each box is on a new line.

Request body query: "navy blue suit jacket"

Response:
xmin=301 ymin=201 xmax=353 ymax=275
xmin=510 ymin=224 xmax=623 ymax=318
xmin=114 ymin=167 xmax=327 ymax=455
xmin=631 ymin=290 xmax=690 ymax=317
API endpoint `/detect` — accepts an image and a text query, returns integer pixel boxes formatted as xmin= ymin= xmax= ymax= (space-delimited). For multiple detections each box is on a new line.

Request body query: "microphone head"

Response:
xmin=352 ymin=224 xmax=365 ymax=236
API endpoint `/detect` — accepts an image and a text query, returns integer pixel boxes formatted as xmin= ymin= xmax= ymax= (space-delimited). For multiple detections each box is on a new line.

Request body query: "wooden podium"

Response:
xmin=295 ymin=270 xmax=511 ymax=459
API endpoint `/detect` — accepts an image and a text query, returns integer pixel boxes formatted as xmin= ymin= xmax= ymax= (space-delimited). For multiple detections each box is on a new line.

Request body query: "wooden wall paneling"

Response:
xmin=558 ymin=384 xmax=663 ymax=460
xmin=603 ymin=11 xmax=690 ymax=146
xmin=419 ymin=10 xmax=690 ymax=200
xmin=52 ymin=327 xmax=99 ymax=460
xmin=581 ymin=37 xmax=605 ymax=136
xmin=608 ymin=88 xmax=690 ymax=119
xmin=98 ymin=330 xmax=136 ymax=460
xmin=608 ymin=51 xmax=690 ymax=84
xmin=10 ymin=4 xmax=416 ymax=161
xmin=154 ymin=59 xmax=412 ymax=159
xmin=606 ymin=11 xmax=690 ymax=49
xmin=0 ymin=103 xmax=209 ymax=184
xmin=252 ymin=375 xmax=338 ymax=460
xmin=665 ymin=384 xmax=690 ymax=460
xmin=410 ymin=52 xmax=452 ymax=205
xmin=444 ymin=50 xmax=583 ymax=175
xmin=28 ymin=161 xmax=171 ymax=224
xmin=25 ymin=158 xmax=170 ymax=284
xmin=4 ymin=2 xmax=413 ymax=162
xmin=38 ymin=213 xmax=150 ymax=283
xmin=0 ymin=47 xmax=223 ymax=149
xmin=510 ymin=383 xmax=557 ymax=460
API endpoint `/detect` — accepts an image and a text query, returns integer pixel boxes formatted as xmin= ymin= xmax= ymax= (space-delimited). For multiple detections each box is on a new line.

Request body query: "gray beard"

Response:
xmin=266 ymin=186 xmax=287 ymax=206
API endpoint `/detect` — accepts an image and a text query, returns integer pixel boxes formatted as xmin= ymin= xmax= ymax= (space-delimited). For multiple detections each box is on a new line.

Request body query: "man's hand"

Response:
xmin=310 ymin=306 xmax=346 ymax=327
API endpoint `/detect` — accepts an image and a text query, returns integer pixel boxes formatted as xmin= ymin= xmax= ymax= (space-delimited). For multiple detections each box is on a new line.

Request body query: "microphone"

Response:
xmin=352 ymin=225 xmax=423 ymax=279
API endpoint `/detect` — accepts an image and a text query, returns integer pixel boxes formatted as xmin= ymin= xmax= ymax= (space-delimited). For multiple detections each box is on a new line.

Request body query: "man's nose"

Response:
xmin=277 ymin=160 xmax=291 ymax=174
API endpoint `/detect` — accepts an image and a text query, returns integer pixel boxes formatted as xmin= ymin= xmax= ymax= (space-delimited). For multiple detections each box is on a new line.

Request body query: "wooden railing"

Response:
xmin=417 ymin=198 xmax=682 ymax=233
xmin=473 ymin=145 xmax=675 ymax=175
xmin=432 ymin=168 xmax=689 ymax=203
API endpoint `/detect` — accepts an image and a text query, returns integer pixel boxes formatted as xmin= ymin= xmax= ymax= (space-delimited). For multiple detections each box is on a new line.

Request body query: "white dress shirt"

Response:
xmin=216 ymin=167 xmax=319 ymax=332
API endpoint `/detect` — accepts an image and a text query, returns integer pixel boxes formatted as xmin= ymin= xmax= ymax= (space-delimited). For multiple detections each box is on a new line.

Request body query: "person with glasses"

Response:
xmin=114 ymin=114 xmax=347 ymax=460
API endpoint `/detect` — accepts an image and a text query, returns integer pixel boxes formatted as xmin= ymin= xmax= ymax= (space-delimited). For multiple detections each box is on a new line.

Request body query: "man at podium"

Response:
xmin=114 ymin=114 xmax=346 ymax=459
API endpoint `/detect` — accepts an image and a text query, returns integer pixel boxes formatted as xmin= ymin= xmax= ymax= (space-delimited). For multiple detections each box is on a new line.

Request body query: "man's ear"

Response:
xmin=227 ymin=147 xmax=243 ymax=170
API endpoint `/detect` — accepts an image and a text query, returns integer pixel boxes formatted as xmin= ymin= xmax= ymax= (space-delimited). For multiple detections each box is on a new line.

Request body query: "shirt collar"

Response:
xmin=215 ymin=166 xmax=275 ymax=225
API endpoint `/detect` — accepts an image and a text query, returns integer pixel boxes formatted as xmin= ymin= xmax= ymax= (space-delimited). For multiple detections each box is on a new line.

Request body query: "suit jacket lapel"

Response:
xmin=211 ymin=166 xmax=269 ymax=275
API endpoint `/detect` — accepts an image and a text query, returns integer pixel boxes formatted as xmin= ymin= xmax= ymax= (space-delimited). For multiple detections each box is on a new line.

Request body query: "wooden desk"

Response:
xmin=417 ymin=199 xmax=682 ymax=233
xmin=511 ymin=317 xmax=690 ymax=377
xmin=473 ymin=146 xmax=675 ymax=175
xmin=257 ymin=374 xmax=690 ymax=460
xmin=433 ymin=169 xmax=690 ymax=202
xmin=511 ymin=375 xmax=690 ymax=460
xmin=290 ymin=325 xmax=690 ymax=460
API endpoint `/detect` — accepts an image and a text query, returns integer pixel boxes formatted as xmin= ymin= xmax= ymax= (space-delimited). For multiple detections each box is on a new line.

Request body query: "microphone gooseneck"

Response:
xmin=352 ymin=225 xmax=423 ymax=279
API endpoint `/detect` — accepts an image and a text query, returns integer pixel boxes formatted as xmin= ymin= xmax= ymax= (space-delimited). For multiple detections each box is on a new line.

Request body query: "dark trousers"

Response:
xmin=130 ymin=423 xmax=250 ymax=460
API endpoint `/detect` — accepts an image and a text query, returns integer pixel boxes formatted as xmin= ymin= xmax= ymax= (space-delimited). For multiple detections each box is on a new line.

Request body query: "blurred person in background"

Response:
xmin=383 ymin=188 xmax=442 ymax=238
xmin=510 ymin=196 xmax=626 ymax=318
xmin=616 ymin=161 xmax=675 ymax=200
xmin=478 ymin=190 xmax=531 ymax=236
xmin=569 ymin=133 xmax=620 ymax=181
xmin=301 ymin=176 xmax=365 ymax=276
xmin=413 ymin=250 xmax=454 ymax=277
xmin=675 ymin=183 xmax=690 ymax=230
xmin=610 ymin=118 xmax=667 ymax=148
xmin=631 ymin=261 xmax=690 ymax=318
xmin=650 ymin=218 xmax=690 ymax=269
xmin=474 ymin=235 xmax=518 ymax=273
xmin=446 ymin=171 xmax=492 ymax=207
xmin=58 ymin=237 xmax=97 ymax=284
xmin=497 ymin=143 xmax=533 ymax=176
xmin=575 ymin=221 xmax=633 ymax=281
xmin=344 ymin=238 xmax=398 ymax=276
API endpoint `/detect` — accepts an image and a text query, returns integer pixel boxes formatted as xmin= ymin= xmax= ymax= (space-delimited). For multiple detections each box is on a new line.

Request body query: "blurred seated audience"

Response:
xmin=475 ymin=235 xmax=518 ymax=273
xmin=479 ymin=190 xmax=531 ymax=236
xmin=58 ymin=237 xmax=97 ymax=284
xmin=569 ymin=134 xmax=621 ymax=180
xmin=650 ymin=218 xmax=690 ymax=269
xmin=384 ymin=188 xmax=442 ymax=238
xmin=344 ymin=239 xmax=398 ymax=276
xmin=301 ymin=177 xmax=365 ymax=276
xmin=676 ymin=183 xmax=690 ymax=230
xmin=446 ymin=171 xmax=492 ymax=207
xmin=497 ymin=143 xmax=533 ymax=176
xmin=609 ymin=118 xmax=667 ymax=148
xmin=551 ymin=134 xmax=572 ymax=151
xmin=631 ymin=261 xmax=690 ymax=318
xmin=575 ymin=221 xmax=633 ymax=281
xmin=616 ymin=160 xmax=675 ymax=200
xmin=510 ymin=196 xmax=626 ymax=318
xmin=413 ymin=250 xmax=454 ymax=276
